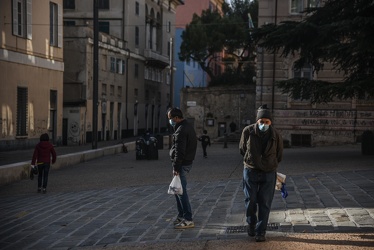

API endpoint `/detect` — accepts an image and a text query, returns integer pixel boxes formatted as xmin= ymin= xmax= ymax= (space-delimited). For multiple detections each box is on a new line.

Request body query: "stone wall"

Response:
xmin=180 ymin=85 xmax=256 ymax=139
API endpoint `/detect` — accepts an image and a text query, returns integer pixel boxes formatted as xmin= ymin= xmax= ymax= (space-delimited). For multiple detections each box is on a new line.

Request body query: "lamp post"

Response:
xmin=92 ymin=0 xmax=98 ymax=149
xmin=169 ymin=37 xmax=174 ymax=107
xmin=168 ymin=38 xmax=174 ymax=149
xmin=125 ymin=48 xmax=130 ymax=133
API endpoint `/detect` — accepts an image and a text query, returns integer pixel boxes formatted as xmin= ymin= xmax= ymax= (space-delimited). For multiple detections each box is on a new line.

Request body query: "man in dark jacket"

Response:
xmin=239 ymin=104 xmax=283 ymax=242
xmin=31 ymin=133 xmax=57 ymax=194
xmin=168 ymin=108 xmax=197 ymax=229
xmin=198 ymin=129 xmax=211 ymax=158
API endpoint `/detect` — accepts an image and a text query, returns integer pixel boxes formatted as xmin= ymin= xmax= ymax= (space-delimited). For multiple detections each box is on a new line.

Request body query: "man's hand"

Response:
xmin=173 ymin=170 xmax=179 ymax=176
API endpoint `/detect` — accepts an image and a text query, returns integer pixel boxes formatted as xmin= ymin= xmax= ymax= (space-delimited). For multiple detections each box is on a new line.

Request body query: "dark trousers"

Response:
xmin=243 ymin=167 xmax=276 ymax=235
xmin=37 ymin=163 xmax=51 ymax=189
xmin=202 ymin=144 xmax=208 ymax=157
xmin=175 ymin=165 xmax=193 ymax=221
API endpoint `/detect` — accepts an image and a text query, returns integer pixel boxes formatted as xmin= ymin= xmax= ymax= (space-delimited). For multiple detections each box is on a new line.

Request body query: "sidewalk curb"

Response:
xmin=0 ymin=141 xmax=135 ymax=187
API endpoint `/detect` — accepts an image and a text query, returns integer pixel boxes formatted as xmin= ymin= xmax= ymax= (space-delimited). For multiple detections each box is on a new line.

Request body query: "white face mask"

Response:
xmin=169 ymin=119 xmax=176 ymax=126
xmin=258 ymin=123 xmax=270 ymax=132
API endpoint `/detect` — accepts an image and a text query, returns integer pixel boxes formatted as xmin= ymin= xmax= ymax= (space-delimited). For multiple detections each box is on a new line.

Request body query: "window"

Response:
xmin=16 ymin=87 xmax=28 ymax=136
xmin=167 ymin=21 xmax=171 ymax=33
xmin=99 ymin=21 xmax=109 ymax=34
xmin=64 ymin=20 xmax=75 ymax=26
xmin=12 ymin=0 xmax=32 ymax=39
xmin=110 ymin=85 xmax=114 ymax=96
xmin=167 ymin=41 xmax=170 ymax=56
xmin=290 ymin=0 xmax=303 ymax=14
xmin=134 ymin=88 xmax=138 ymax=97
xmin=50 ymin=2 xmax=58 ymax=46
xmin=98 ymin=0 xmax=109 ymax=9
xmin=50 ymin=90 xmax=57 ymax=139
xmin=118 ymin=86 xmax=122 ymax=97
xmin=135 ymin=2 xmax=139 ymax=15
xmin=110 ymin=57 xmax=116 ymax=72
xmin=102 ymin=83 xmax=107 ymax=95
xmin=50 ymin=2 xmax=62 ymax=47
xmin=116 ymin=59 xmax=122 ymax=74
xmin=63 ymin=0 xmax=75 ymax=9
xmin=134 ymin=64 xmax=139 ymax=78
xmin=307 ymin=0 xmax=320 ymax=8
xmin=293 ymin=62 xmax=313 ymax=79
xmin=291 ymin=134 xmax=311 ymax=146
xmin=135 ymin=26 xmax=139 ymax=46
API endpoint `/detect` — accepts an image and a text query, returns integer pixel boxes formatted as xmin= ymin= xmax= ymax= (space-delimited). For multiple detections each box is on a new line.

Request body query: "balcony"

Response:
xmin=144 ymin=49 xmax=169 ymax=68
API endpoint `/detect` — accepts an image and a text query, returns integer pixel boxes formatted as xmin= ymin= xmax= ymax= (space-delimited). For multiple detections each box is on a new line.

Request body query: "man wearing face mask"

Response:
xmin=239 ymin=104 xmax=283 ymax=242
xmin=167 ymin=107 xmax=197 ymax=229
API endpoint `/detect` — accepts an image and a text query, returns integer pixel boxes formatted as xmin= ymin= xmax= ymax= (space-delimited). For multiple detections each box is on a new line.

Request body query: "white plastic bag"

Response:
xmin=168 ymin=175 xmax=183 ymax=195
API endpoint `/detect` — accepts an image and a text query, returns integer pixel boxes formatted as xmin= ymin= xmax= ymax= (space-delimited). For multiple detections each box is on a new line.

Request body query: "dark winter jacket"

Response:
xmin=198 ymin=135 xmax=211 ymax=147
xmin=31 ymin=141 xmax=57 ymax=165
xmin=169 ymin=119 xmax=197 ymax=172
xmin=239 ymin=123 xmax=283 ymax=172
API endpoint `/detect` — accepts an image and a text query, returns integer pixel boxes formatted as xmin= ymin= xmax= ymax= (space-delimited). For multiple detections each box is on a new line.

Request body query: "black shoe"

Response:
xmin=37 ymin=188 xmax=41 ymax=193
xmin=42 ymin=188 xmax=47 ymax=194
xmin=255 ymin=235 xmax=266 ymax=242
xmin=247 ymin=225 xmax=255 ymax=237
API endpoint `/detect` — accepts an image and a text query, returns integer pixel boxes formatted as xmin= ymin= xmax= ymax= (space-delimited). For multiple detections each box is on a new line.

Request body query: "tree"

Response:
xmin=179 ymin=10 xmax=226 ymax=83
xmin=254 ymin=0 xmax=374 ymax=103
xmin=179 ymin=0 xmax=258 ymax=86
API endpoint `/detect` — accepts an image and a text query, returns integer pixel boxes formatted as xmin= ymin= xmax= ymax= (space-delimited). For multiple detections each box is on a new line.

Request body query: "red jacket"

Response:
xmin=31 ymin=141 xmax=57 ymax=165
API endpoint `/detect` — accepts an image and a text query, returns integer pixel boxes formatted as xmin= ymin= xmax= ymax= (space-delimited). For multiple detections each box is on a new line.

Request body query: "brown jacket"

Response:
xmin=239 ymin=124 xmax=283 ymax=172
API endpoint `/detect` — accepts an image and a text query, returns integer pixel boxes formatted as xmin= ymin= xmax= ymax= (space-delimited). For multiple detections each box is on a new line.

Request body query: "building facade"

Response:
xmin=174 ymin=0 xmax=224 ymax=107
xmin=257 ymin=0 xmax=374 ymax=146
xmin=0 ymin=0 xmax=64 ymax=150
xmin=63 ymin=0 xmax=183 ymax=144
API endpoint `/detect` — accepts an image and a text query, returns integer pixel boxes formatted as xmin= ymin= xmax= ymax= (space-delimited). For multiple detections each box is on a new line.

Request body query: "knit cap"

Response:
xmin=256 ymin=104 xmax=272 ymax=121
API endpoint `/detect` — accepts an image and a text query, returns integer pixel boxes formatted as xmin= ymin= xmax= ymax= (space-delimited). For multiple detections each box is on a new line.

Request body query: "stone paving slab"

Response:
xmin=1 ymin=143 xmax=374 ymax=249
xmin=1 ymin=169 xmax=374 ymax=249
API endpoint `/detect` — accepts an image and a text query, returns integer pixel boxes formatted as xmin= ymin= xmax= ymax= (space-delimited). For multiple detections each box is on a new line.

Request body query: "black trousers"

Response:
xmin=37 ymin=163 xmax=51 ymax=188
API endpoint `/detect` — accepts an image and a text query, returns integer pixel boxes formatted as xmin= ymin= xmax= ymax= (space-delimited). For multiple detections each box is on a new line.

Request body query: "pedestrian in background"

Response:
xmin=31 ymin=133 xmax=57 ymax=194
xmin=168 ymin=108 xmax=197 ymax=229
xmin=239 ymin=104 xmax=283 ymax=242
xmin=198 ymin=129 xmax=211 ymax=158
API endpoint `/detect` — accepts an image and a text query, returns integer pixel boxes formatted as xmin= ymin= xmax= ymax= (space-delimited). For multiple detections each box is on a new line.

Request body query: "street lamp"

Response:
xmin=169 ymin=37 xmax=174 ymax=107
xmin=125 ymin=48 xmax=130 ymax=133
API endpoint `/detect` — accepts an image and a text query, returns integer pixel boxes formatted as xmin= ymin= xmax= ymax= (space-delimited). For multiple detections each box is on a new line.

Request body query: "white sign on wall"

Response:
xmin=187 ymin=101 xmax=196 ymax=107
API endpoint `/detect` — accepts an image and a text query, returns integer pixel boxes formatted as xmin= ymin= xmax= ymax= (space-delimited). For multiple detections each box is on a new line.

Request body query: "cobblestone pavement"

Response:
xmin=0 ymin=143 xmax=373 ymax=249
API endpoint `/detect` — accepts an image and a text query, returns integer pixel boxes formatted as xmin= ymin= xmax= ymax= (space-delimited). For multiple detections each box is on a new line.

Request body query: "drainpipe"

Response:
xmin=122 ymin=0 xmax=125 ymax=41
xmin=271 ymin=0 xmax=278 ymax=112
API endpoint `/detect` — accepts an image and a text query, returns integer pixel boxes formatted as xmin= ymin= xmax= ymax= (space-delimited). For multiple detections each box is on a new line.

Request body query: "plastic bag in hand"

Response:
xmin=168 ymin=175 xmax=183 ymax=195
xmin=281 ymin=183 xmax=288 ymax=198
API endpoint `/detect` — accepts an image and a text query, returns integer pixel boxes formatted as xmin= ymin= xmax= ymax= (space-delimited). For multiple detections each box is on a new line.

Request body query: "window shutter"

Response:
xmin=12 ymin=0 xmax=18 ymax=35
xmin=58 ymin=4 xmax=62 ymax=47
xmin=26 ymin=0 xmax=32 ymax=39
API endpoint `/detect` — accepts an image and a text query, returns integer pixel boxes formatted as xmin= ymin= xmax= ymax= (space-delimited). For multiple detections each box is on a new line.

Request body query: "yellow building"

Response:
xmin=0 ymin=0 xmax=64 ymax=150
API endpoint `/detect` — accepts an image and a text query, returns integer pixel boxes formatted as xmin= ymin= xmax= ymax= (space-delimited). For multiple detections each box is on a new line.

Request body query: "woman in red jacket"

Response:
xmin=31 ymin=133 xmax=57 ymax=194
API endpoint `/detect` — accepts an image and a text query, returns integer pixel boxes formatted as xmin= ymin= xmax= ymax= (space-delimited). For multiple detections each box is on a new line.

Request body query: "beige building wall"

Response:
xmin=257 ymin=0 xmax=374 ymax=146
xmin=0 ymin=0 xmax=64 ymax=150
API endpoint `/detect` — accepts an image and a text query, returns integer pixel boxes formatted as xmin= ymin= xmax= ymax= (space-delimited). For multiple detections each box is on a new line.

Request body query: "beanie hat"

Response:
xmin=256 ymin=104 xmax=272 ymax=121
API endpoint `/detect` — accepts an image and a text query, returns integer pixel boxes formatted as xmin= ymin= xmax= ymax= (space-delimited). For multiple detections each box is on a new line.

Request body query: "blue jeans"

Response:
xmin=243 ymin=167 xmax=276 ymax=235
xmin=175 ymin=165 xmax=193 ymax=221
xmin=37 ymin=163 xmax=51 ymax=188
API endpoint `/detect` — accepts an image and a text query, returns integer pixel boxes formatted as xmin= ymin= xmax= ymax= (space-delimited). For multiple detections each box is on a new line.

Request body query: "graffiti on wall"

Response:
xmin=67 ymin=121 xmax=80 ymax=145
xmin=277 ymin=109 xmax=374 ymax=145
